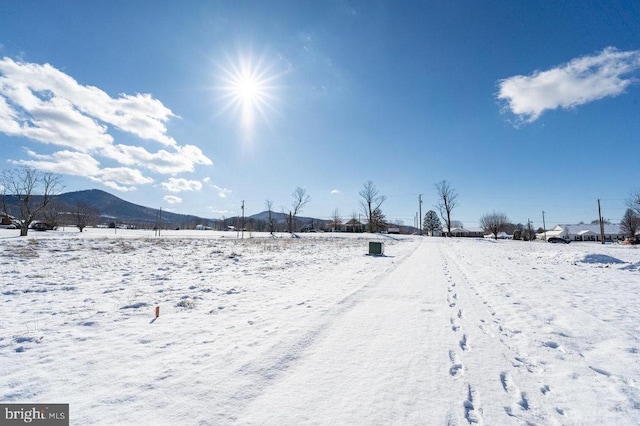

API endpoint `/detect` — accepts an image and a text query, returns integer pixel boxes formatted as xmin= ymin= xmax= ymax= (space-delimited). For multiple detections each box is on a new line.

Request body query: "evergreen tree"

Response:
xmin=423 ymin=210 xmax=442 ymax=235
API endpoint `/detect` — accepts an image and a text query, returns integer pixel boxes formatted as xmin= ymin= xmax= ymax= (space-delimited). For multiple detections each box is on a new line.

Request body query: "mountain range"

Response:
xmin=4 ymin=189 xmax=419 ymax=233
xmin=3 ymin=189 xmax=329 ymax=229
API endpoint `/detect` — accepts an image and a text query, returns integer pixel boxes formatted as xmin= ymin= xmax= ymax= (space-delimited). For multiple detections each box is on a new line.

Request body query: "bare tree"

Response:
xmin=359 ymin=181 xmax=386 ymax=233
xmin=370 ymin=206 xmax=386 ymax=232
xmin=290 ymin=187 xmax=311 ymax=233
xmin=73 ymin=202 xmax=100 ymax=232
xmin=479 ymin=211 xmax=510 ymax=239
xmin=265 ymin=199 xmax=275 ymax=234
xmin=627 ymin=190 xmax=640 ymax=217
xmin=435 ymin=180 xmax=458 ymax=237
xmin=40 ymin=200 xmax=64 ymax=230
xmin=621 ymin=208 xmax=640 ymax=241
xmin=451 ymin=220 xmax=464 ymax=229
xmin=0 ymin=167 xmax=64 ymax=236
xmin=347 ymin=210 xmax=360 ymax=233
xmin=330 ymin=208 xmax=342 ymax=232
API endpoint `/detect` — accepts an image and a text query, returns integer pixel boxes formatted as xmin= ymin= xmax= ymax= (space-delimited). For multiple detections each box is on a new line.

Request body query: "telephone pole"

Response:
xmin=598 ymin=199 xmax=605 ymax=244
xmin=418 ymin=194 xmax=423 ymax=235
xmin=241 ymin=200 xmax=245 ymax=240
xmin=542 ymin=210 xmax=547 ymax=242
xmin=155 ymin=207 xmax=162 ymax=237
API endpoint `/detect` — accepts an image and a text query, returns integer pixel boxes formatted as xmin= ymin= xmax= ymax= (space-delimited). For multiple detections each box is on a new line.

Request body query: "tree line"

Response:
xmin=2 ymin=166 xmax=640 ymax=241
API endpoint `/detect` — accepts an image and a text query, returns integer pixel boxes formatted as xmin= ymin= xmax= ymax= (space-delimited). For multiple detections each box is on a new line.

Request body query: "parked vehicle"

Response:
xmin=29 ymin=221 xmax=54 ymax=231
xmin=548 ymin=237 xmax=571 ymax=244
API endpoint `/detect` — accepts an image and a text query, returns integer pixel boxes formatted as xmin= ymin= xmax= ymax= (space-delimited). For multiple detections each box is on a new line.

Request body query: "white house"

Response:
xmin=540 ymin=224 xmax=626 ymax=242
xmin=484 ymin=231 xmax=512 ymax=239
xmin=449 ymin=227 xmax=485 ymax=238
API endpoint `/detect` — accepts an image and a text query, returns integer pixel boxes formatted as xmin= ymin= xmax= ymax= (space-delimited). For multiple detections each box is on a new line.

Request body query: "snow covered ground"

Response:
xmin=1 ymin=229 xmax=639 ymax=425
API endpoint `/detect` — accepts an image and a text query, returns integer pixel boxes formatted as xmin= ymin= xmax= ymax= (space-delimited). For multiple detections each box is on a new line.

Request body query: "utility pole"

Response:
xmin=598 ymin=199 xmax=605 ymax=244
xmin=542 ymin=210 xmax=547 ymax=242
xmin=155 ymin=207 xmax=162 ymax=237
xmin=418 ymin=194 xmax=423 ymax=235
xmin=241 ymin=200 xmax=245 ymax=240
xmin=527 ymin=218 xmax=532 ymax=242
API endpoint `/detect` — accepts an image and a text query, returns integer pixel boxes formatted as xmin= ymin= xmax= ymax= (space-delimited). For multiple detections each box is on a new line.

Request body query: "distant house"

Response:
xmin=449 ymin=227 xmax=485 ymax=238
xmin=540 ymin=224 xmax=626 ymax=242
xmin=1 ymin=212 xmax=12 ymax=226
xmin=1 ymin=212 xmax=18 ymax=229
xmin=343 ymin=218 xmax=366 ymax=233
xmin=386 ymin=225 xmax=401 ymax=234
xmin=484 ymin=231 xmax=512 ymax=239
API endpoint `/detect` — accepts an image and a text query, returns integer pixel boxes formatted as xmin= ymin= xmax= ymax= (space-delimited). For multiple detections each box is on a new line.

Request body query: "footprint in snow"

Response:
xmin=449 ymin=350 xmax=464 ymax=377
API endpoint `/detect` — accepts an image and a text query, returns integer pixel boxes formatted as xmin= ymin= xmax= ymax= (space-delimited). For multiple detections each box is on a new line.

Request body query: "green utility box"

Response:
xmin=369 ymin=241 xmax=384 ymax=256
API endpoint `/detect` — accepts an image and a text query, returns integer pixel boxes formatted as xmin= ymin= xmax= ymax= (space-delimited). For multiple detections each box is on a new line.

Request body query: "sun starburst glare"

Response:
xmin=217 ymin=52 xmax=279 ymax=130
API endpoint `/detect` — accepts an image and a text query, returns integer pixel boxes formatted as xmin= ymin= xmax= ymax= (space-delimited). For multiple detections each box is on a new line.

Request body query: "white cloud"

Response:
xmin=212 ymin=185 xmax=232 ymax=198
xmin=100 ymin=180 xmax=137 ymax=192
xmin=15 ymin=149 xmax=102 ymax=175
xmin=0 ymin=57 xmax=213 ymax=188
xmin=497 ymin=47 xmax=640 ymax=124
xmin=160 ymin=177 xmax=203 ymax=192
xmin=13 ymin=149 xmax=153 ymax=192
xmin=0 ymin=58 xmax=177 ymax=145
xmin=163 ymin=195 xmax=183 ymax=204
xmin=98 ymin=167 xmax=154 ymax=185
xmin=330 ymin=189 xmax=340 ymax=194
xmin=101 ymin=144 xmax=212 ymax=174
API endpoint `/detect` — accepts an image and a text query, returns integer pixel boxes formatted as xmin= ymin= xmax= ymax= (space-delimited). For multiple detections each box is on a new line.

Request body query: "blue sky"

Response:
xmin=1 ymin=1 xmax=640 ymax=228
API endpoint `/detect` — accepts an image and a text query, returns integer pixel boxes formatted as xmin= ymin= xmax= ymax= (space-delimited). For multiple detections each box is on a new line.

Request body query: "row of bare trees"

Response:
xmin=262 ymin=181 xmax=389 ymax=234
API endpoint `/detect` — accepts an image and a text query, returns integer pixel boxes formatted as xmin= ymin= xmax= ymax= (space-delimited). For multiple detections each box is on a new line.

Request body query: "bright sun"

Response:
xmin=217 ymin=53 xmax=278 ymax=129
xmin=235 ymin=75 xmax=261 ymax=103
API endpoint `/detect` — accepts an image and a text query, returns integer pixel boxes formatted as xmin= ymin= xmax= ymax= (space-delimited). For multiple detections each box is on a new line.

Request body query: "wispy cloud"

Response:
xmin=163 ymin=195 xmax=183 ymax=204
xmin=160 ymin=177 xmax=203 ymax=193
xmin=497 ymin=47 xmax=640 ymax=124
xmin=330 ymin=189 xmax=340 ymax=194
xmin=0 ymin=57 xmax=212 ymax=189
xmin=212 ymin=185 xmax=232 ymax=198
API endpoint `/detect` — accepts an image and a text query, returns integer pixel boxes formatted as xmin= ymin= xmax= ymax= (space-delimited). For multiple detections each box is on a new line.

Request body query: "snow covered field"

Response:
xmin=1 ymin=229 xmax=640 ymax=425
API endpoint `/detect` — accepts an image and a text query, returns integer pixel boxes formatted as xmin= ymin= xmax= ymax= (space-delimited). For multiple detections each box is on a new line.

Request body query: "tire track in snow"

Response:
xmin=219 ymin=239 xmax=426 ymax=422
xmin=233 ymin=238 xmax=452 ymax=424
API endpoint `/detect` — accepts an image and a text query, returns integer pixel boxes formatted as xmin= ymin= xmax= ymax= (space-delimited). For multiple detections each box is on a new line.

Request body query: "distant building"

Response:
xmin=386 ymin=226 xmax=401 ymax=234
xmin=1 ymin=212 xmax=12 ymax=226
xmin=540 ymin=224 xmax=626 ymax=242
xmin=484 ymin=231 xmax=512 ymax=239
xmin=1 ymin=212 xmax=18 ymax=229
xmin=449 ymin=227 xmax=485 ymax=238
xmin=343 ymin=218 xmax=366 ymax=233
